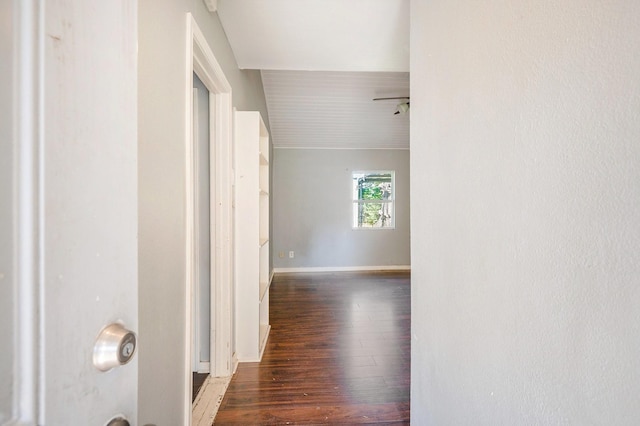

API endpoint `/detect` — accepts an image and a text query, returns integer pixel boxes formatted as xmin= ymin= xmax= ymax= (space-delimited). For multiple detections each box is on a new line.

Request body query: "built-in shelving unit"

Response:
xmin=235 ymin=111 xmax=270 ymax=362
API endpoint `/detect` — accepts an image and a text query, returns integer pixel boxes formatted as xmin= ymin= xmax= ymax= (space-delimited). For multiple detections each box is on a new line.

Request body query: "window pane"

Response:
xmin=352 ymin=172 xmax=393 ymax=201
xmin=353 ymin=202 xmax=394 ymax=228
xmin=352 ymin=171 xmax=394 ymax=229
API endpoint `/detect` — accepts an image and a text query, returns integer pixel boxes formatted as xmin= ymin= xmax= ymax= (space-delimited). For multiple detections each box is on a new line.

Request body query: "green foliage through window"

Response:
xmin=352 ymin=172 xmax=394 ymax=228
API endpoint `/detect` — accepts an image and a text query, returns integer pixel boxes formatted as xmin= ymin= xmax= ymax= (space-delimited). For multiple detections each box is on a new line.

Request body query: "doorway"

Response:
xmin=185 ymin=13 xmax=234 ymax=425
xmin=192 ymin=73 xmax=213 ymax=394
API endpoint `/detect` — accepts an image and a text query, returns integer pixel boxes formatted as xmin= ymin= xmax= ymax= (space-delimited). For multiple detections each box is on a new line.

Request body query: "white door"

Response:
xmin=2 ymin=1 xmax=138 ymax=424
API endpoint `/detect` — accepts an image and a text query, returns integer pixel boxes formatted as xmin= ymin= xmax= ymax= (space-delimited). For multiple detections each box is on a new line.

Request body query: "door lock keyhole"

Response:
xmin=93 ymin=323 xmax=137 ymax=371
xmin=121 ymin=342 xmax=134 ymax=358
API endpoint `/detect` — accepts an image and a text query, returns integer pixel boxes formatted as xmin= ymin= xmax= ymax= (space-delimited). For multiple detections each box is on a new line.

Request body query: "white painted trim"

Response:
xmin=185 ymin=13 xmax=234 ymax=426
xmin=195 ymin=361 xmax=210 ymax=375
xmin=239 ymin=325 xmax=271 ymax=363
xmin=273 ymin=265 xmax=411 ymax=274
xmin=213 ymin=89 xmax=234 ymax=378
xmin=231 ymin=353 xmax=238 ymax=374
xmin=351 ymin=226 xmax=396 ymax=231
xmin=184 ymin=20 xmax=195 ymax=423
xmin=352 ymin=170 xmax=396 ymax=229
xmin=12 ymin=1 xmax=43 ymax=424
xmin=273 ymin=146 xmax=410 ymax=151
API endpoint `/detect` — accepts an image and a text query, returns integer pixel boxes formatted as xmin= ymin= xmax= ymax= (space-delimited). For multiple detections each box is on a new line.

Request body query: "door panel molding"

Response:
xmin=6 ymin=1 xmax=42 ymax=423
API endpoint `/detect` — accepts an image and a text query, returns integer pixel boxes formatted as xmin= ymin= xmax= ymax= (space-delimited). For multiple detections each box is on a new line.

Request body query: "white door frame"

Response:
xmin=184 ymin=12 xmax=234 ymax=422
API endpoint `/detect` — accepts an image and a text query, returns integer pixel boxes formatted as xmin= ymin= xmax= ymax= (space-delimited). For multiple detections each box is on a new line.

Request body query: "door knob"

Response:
xmin=93 ymin=323 xmax=137 ymax=371
xmin=106 ymin=417 xmax=130 ymax=426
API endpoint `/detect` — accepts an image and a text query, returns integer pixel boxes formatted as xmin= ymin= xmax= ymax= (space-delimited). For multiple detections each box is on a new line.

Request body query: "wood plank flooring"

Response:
xmin=215 ymin=271 xmax=411 ymax=425
xmin=193 ymin=372 xmax=209 ymax=403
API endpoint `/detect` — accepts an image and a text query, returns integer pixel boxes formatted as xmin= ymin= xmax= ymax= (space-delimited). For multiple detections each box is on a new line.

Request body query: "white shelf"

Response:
xmin=258 ymin=323 xmax=270 ymax=361
xmin=259 ymin=280 xmax=270 ymax=302
xmin=235 ymin=111 xmax=270 ymax=363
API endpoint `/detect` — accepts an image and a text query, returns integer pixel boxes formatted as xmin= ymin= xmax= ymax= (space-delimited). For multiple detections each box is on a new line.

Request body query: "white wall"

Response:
xmin=272 ymin=148 xmax=410 ymax=269
xmin=138 ymin=1 xmax=269 ymax=423
xmin=411 ymin=1 xmax=640 ymax=424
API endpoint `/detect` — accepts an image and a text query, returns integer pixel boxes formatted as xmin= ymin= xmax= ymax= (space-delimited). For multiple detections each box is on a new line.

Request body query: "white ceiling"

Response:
xmin=217 ymin=0 xmax=409 ymax=72
xmin=262 ymin=70 xmax=409 ymax=149
xmin=216 ymin=0 xmax=410 ymax=149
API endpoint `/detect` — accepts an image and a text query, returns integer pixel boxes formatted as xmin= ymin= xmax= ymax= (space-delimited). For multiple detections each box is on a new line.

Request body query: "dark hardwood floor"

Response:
xmin=193 ymin=372 xmax=209 ymax=403
xmin=215 ymin=271 xmax=411 ymax=425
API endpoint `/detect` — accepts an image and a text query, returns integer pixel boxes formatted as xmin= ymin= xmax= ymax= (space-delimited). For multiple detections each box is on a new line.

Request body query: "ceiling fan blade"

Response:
xmin=373 ymin=97 xmax=410 ymax=101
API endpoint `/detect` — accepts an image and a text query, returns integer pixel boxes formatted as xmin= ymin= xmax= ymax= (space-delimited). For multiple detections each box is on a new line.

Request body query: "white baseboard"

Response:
xmin=231 ymin=353 xmax=238 ymax=374
xmin=273 ymin=265 xmax=411 ymax=274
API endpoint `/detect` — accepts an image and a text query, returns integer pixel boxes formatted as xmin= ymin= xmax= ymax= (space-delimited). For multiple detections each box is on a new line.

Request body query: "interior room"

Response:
xmin=3 ymin=0 xmax=640 ymax=425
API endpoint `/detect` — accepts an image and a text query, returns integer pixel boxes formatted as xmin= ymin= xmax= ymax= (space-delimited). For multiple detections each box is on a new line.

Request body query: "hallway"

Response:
xmin=214 ymin=271 xmax=411 ymax=424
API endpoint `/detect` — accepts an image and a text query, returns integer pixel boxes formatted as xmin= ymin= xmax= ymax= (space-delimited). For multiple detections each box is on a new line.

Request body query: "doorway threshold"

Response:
xmin=192 ymin=375 xmax=231 ymax=426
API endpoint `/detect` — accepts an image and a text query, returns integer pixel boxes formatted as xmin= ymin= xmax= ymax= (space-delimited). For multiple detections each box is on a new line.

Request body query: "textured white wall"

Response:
xmin=138 ymin=1 xmax=269 ymax=423
xmin=411 ymin=1 xmax=640 ymax=424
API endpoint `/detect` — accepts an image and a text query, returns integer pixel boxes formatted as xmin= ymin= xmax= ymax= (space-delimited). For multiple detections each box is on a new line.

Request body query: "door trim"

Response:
xmin=11 ymin=1 xmax=42 ymax=423
xmin=184 ymin=13 xmax=234 ymax=425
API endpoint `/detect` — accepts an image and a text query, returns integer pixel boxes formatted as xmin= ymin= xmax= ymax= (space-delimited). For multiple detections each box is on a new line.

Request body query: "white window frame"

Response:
xmin=352 ymin=170 xmax=396 ymax=230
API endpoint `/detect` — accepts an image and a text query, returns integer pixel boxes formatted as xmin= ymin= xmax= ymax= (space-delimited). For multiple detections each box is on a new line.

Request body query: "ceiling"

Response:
xmin=217 ymin=0 xmax=410 ymax=149
xmin=261 ymin=70 xmax=409 ymax=149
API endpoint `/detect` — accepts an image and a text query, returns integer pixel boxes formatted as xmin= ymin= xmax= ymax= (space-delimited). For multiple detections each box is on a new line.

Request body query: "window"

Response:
xmin=352 ymin=171 xmax=395 ymax=229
